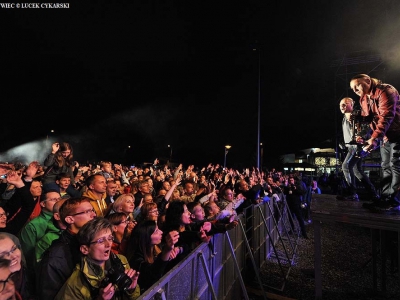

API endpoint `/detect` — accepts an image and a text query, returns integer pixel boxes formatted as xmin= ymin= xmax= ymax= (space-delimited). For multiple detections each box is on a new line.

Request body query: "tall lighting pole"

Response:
xmin=224 ymin=145 xmax=231 ymax=168
xmin=253 ymin=42 xmax=261 ymax=170
xmin=46 ymin=129 xmax=55 ymax=147
xmin=168 ymin=145 xmax=172 ymax=162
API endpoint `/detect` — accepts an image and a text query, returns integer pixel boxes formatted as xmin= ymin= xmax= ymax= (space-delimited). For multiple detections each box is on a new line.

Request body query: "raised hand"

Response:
xmin=51 ymin=142 xmax=60 ymax=154
xmin=25 ymin=161 xmax=40 ymax=179
xmin=126 ymin=269 xmax=140 ymax=291
xmin=6 ymin=171 xmax=24 ymax=188
xmin=165 ymin=230 xmax=180 ymax=249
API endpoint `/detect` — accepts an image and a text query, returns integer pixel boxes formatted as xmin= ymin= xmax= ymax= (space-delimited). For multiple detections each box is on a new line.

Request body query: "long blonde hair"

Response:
xmin=112 ymin=193 xmax=135 ymax=214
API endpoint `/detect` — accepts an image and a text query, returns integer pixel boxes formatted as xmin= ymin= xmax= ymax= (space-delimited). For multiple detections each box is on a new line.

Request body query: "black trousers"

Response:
xmin=286 ymin=197 xmax=307 ymax=237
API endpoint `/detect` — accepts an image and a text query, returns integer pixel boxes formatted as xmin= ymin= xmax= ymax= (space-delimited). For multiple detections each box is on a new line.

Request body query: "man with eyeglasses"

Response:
xmin=55 ymin=218 xmax=140 ymax=299
xmin=0 ymin=258 xmax=19 ymax=300
xmin=37 ymin=196 xmax=96 ymax=300
xmin=19 ymin=189 xmax=62 ymax=297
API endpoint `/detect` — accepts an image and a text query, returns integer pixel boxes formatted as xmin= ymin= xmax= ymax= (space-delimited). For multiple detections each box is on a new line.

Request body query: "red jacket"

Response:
xmin=360 ymin=82 xmax=400 ymax=141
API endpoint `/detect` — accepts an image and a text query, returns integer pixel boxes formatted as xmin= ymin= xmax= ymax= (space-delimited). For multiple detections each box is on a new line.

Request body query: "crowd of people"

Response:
xmin=3 ymin=71 xmax=398 ymax=299
xmin=0 ymin=141 xmax=317 ymax=300
xmin=0 ymin=72 xmax=397 ymax=300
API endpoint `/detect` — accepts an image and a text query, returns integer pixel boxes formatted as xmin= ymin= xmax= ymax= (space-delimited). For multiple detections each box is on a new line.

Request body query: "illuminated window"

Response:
xmin=315 ymin=157 xmax=326 ymax=166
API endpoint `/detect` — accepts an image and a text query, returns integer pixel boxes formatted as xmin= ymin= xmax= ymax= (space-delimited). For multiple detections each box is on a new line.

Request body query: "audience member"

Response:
xmin=19 ymin=190 xmax=62 ymax=296
xmin=51 ymin=172 xmax=81 ymax=199
xmin=0 ymin=257 xmax=20 ymax=300
xmin=283 ymin=177 xmax=308 ymax=239
xmin=0 ymin=163 xmax=17 ymax=203
xmin=303 ymin=180 xmax=321 ymax=222
xmin=97 ymin=161 xmax=115 ymax=180
xmin=82 ymin=174 xmax=108 ymax=217
xmin=37 ymin=196 xmax=96 ymax=299
xmin=234 ymin=179 xmax=258 ymax=214
xmin=114 ymin=178 xmax=125 ymax=198
xmin=137 ymin=202 xmax=159 ymax=224
xmin=34 ymin=198 xmax=67 ymax=265
xmin=0 ymin=233 xmax=31 ymax=299
xmin=0 ymin=206 xmax=7 ymax=232
xmin=161 ymin=201 xmax=210 ymax=272
xmin=179 ymin=182 xmax=196 ymax=203
xmin=133 ymin=193 xmax=154 ymax=221
xmin=55 ymin=218 xmax=140 ymax=299
xmin=105 ymin=212 xmax=131 ymax=256
xmin=3 ymin=162 xmax=42 ymax=235
xmin=134 ymin=180 xmax=151 ymax=208
xmin=42 ymin=142 xmax=75 ymax=190
xmin=105 ymin=180 xmax=119 ymax=206
xmin=107 ymin=193 xmax=137 ymax=240
xmin=127 ymin=220 xmax=179 ymax=294
xmin=188 ymin=202 xmax=237 ymax=235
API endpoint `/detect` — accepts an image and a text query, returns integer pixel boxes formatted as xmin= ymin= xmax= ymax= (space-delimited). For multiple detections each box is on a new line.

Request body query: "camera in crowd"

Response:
xmin=100 ymin=265 xmax=132 ymax=291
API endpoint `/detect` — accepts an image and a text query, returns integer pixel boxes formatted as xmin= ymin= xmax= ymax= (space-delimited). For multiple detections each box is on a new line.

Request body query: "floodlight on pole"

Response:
xmin=168 ymin=145 xmax=172 ymax=162
xmin=224 ymin=145 xmax=231 ymax=168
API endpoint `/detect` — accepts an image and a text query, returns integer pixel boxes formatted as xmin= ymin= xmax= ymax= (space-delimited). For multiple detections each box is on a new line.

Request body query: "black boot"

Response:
xmin=362 ymin=178 xmax=380 ymax=201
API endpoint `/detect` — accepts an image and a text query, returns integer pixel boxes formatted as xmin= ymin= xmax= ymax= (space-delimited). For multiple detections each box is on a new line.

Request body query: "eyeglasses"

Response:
xmin=44 ymin=197 xmax=62 ymax=203
xmin=0 ymin=272 xmax=17 ymax=293
xmin=71 ymin=208 xmax=96 ymax=216
xmin=119 ymin=220 xmax=130 ymax=225
xmin=0 ymin=245 xmax=18 ymax=260
xmin=149 ymin=209 xmax=159 ymax=214
xmin=0 ymin=212 xmax=8 ymax=218
xmin=89 ymin=235 xmax=114 ymax=245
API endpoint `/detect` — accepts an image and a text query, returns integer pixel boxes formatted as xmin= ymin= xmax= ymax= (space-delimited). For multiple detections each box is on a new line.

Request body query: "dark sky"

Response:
xmin=2 ymin=0 xmax=400 ymax=168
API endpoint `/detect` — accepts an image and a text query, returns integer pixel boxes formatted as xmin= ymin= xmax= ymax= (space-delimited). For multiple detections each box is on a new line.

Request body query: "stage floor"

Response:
xmin=311 ymin=193 xmax=400 ymax=231
xmin=311 ymin=193 xmax=400 ymax=299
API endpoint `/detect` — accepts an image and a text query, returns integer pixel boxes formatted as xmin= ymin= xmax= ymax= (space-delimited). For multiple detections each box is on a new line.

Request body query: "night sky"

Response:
xmin=2 ymin=0 xmax=400 ymax=169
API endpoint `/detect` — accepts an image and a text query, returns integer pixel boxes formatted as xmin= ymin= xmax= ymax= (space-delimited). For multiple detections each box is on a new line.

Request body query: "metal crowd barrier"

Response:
xmin=136 ymin=200 xmax=296 ymax=300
